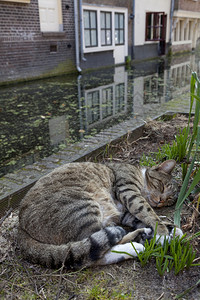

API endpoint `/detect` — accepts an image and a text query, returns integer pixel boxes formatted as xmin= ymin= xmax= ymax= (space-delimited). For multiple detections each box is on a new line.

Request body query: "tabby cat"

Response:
xmin=18 ymin=160 xmax=183 ymax=269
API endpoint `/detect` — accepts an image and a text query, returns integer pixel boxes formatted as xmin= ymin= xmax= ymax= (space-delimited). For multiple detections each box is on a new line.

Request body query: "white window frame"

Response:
xmin=82 ymin=4 xmax=128 ymax=54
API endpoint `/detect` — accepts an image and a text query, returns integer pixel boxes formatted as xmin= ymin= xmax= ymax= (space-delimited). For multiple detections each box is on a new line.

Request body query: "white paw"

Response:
xmin=111 ymin=242 xmax=145 ymax=257
xmin=170 ymin=227 xmax=183 ymax=238
xmin=144 ymin=227 xmax=152 ymax=235
xmin=156 ymin=227 xmax=183 ymax=245
xmin=97 ymin=242 xmax=145 ymax=265
xmin=156 ymin=234 xmax=170 ymax=245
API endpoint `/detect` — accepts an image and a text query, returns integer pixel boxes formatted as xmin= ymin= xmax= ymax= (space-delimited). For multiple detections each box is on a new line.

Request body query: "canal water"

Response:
xmin=0 ymin=52 xmax=200 ymax=177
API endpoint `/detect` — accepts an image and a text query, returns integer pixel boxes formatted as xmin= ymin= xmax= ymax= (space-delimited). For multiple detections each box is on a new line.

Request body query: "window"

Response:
xmin=144 ymin=76 xmax=162 ymax=104
xmin=87 ymin=91 xmax=100 ymax=124
xmin=84 ymin=10 xmax=98 ymax=47
xmin=145 ymin=12 xmax=167 ymax=41
xmin=115 ymin=13 xmax=125 ymax=45
xmin=102 ymin=87 xmax=113 ymax=118
xmin=101 ymin=12 xmax=112 ymax=46
xmin=38 ymin=0 xmax=63 ymax=32
xmin=82 ymin=5 xmax=127 ymax=55
xmin=115 ymin=83 xmax=125 ymax=112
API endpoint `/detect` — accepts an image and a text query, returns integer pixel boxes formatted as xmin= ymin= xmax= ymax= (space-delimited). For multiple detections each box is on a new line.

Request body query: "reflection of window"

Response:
xmin=145 ymin=12 xmax=166 ymax=41
xmin=84 ymin=10 xmax=98 ymax=47
xmin=171 ymin=65 xmax=191 ymax=88
xmin=49 ymin=116 xmax=69 ymax=145
xmin=115 ymin=13 xmax=124 ymax=45
xmin=101 ymin=12 xmax=112 ymax=46
xmin=102 ymin=87 xmax=113 ymax=119
xmin=115 ymin=84 xmax=125 ymax=112
xmin=87 ymin=91 xmax=100 ymax=124
xmin=144 ymin=76 xmax=161 ymax=104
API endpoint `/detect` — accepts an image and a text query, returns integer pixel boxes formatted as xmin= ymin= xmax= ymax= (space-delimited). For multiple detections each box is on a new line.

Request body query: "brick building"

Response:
xmin=0 ymin=0 xmax=135 ymax=83
xmin=0 ymin=0 xmax=76 ymax=84
xmin=1 ymin=0 xmax=199 ymax=84
xmin=172 ymin=0 xmax=200 ymax=52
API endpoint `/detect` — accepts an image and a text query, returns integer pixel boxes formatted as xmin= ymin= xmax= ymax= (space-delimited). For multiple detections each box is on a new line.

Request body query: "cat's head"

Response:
xmin=141 ymin=160 xmax=178 ymax=208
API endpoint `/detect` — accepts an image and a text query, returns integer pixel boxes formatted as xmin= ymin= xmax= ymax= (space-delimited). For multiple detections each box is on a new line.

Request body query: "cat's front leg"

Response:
xmin=156 ymin=222 xmax=183 ymax=245
xmin=121 ymin=207 xmax=183 ymax=245
xmin=120 ymin=192 xmax=168 ymax=236
xmin=119 ymin=227 xmax=152 ymax=244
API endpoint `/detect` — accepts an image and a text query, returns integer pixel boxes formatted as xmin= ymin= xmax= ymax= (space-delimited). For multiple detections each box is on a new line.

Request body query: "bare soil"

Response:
xmin=0 ymin=114 xmax=200 ymax=300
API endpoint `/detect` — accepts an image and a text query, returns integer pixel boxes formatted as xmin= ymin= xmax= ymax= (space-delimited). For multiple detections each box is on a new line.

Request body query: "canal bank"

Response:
xmin=0 ymin=96 xmax=191 ymax=217
xmin=0 ymin=52 xmax=196 ymax=215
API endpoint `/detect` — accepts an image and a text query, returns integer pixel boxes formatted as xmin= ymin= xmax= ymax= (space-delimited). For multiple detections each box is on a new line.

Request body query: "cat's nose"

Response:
xmin=156 ymin=200 xmax=165 ymax=207
xmin=148 ymin=196 xmax=163 ymax=207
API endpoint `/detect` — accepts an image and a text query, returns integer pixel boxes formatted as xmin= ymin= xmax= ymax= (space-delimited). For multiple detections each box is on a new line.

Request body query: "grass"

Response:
xmin=140 ymin=153 xmax=157 ymax=167
xmin=86 ymin=282 xmax=133 ymax=300
xmin=138 ymin=72 xmax=200 ymax=295
xmin=140 ymin=72 xmax=200 ymax=228
xmin=0 ymin=254 xmax=136 ymax=300
xmin=152 ymin=127 xmax=189 ymax=163
xmin=174 ymin=72 xmax=200 ymax=227
xmin=175 ymin=279 xmax=200 ymax=299
xmin=113 ymin=224 xmax=200 ymax=277
xmin=1 ymin=73 xmax=200 ymax=299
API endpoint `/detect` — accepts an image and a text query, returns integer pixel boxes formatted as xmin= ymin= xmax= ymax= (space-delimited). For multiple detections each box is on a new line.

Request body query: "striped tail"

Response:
xmin=18 ymin=225 xmax=127 ymax=269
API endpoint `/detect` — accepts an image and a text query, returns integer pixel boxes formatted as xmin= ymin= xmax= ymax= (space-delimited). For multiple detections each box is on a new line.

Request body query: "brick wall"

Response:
xmin=172 ymin=43 xmax=192 ymax=53
xmin=174 ymin=0 xmax=200 ymax=11
xmin=0 ymin=0 xmax=76 ymax=84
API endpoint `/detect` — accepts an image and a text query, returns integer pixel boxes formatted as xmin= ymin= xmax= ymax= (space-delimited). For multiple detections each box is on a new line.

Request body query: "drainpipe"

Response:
xmin=74 ymin=0 xmax=82 ymax=72
xmin=130 ymin=0 xmax=135 ymax=59
xmin=79 ymin=0 xmax=86 ymax=62
xmin=169 ymin=0 xmax=175 ymax=45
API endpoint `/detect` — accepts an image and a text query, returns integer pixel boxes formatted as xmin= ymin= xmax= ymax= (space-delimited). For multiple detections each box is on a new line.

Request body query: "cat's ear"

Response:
xmin=156 ymin=160 xmax=176 ymax=174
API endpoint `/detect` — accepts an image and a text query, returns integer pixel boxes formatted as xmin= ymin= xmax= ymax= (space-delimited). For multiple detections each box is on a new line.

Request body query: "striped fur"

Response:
xmin=18 ymin=160 xmax=181 ymax=269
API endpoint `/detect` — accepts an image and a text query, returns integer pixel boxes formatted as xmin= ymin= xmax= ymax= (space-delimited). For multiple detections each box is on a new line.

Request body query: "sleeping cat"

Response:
xmin=18 ymin=160 xmax=183 ymax=269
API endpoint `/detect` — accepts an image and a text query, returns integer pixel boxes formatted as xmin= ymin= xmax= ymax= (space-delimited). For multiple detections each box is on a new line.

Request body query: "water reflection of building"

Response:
xmin=80 ymin=66 xmax=128 ymax=131
xmin=169 ymin=53 xmax=200 ymax=91
xmin=132 ymin=63 xmax=166 ymax=118
xmin=170 ymin=61 xmax=191 ymax=89
xmin=131 ymin=54 xmax=196 ymax=118
xmin=1 ymin=54 xmax=198 ymax=176
xmin=143 ymin=75 xmax=165 ymax=104
xmin=37 ymin=56 xmax=200 ymax=149
xmin=49 ymin=116 xmax=70 ymax=146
